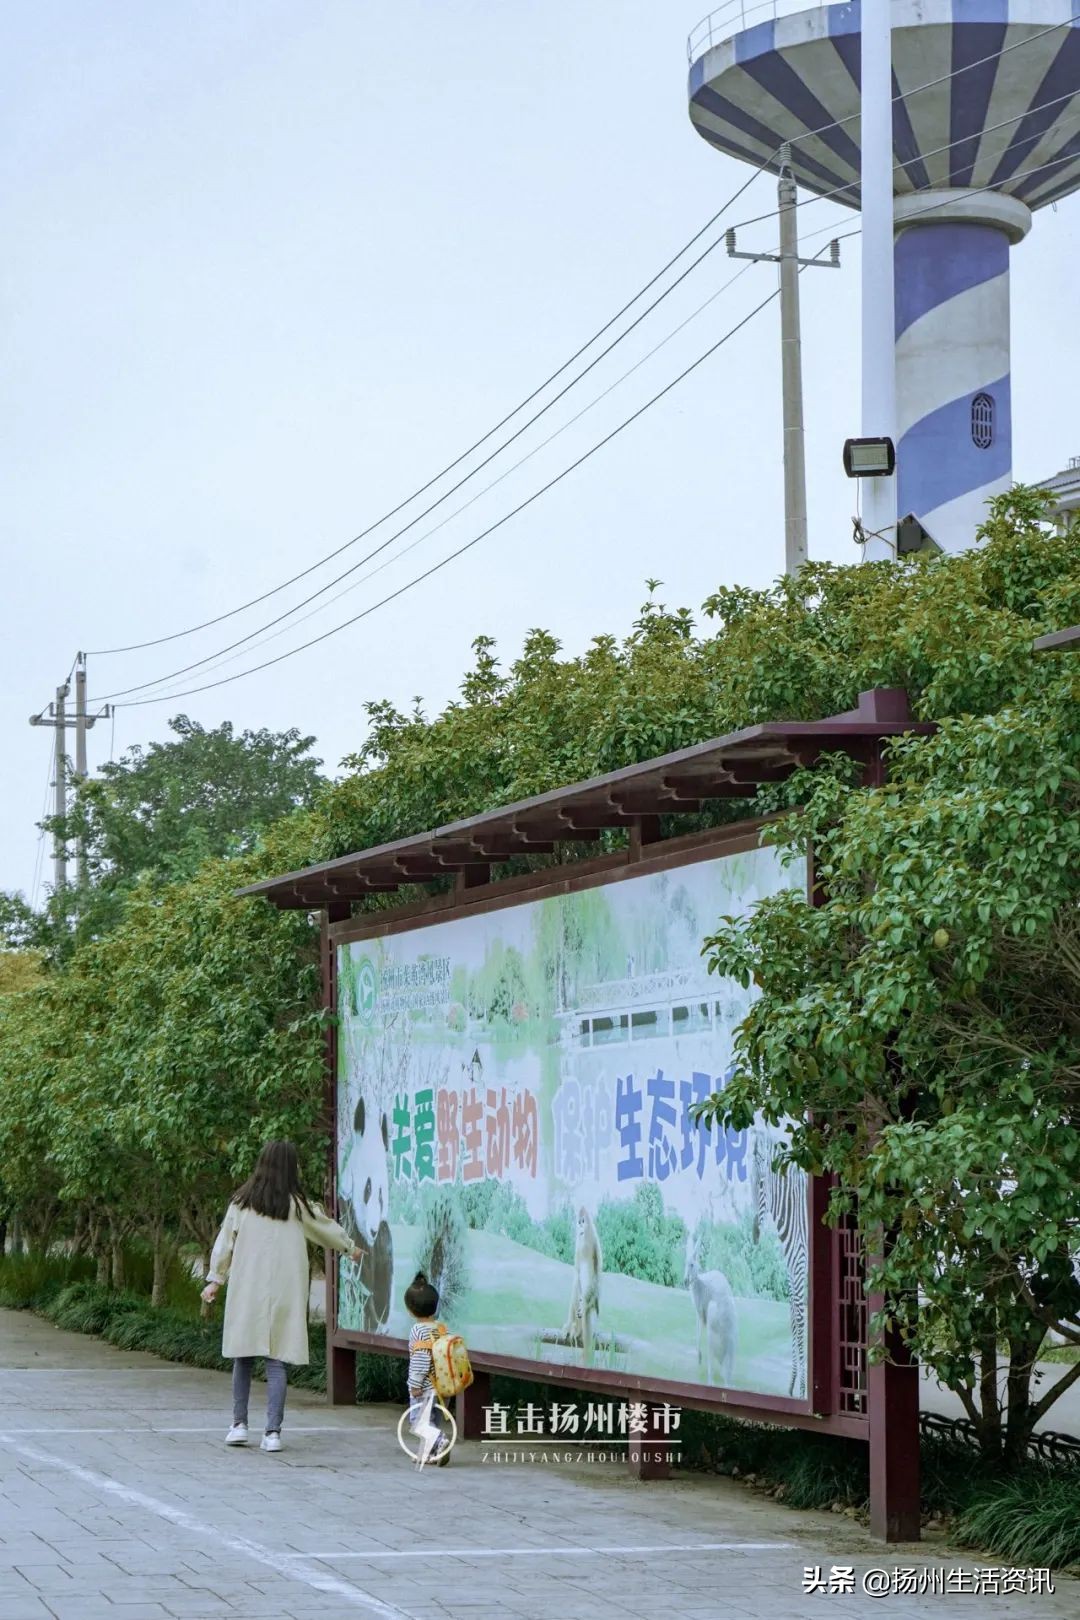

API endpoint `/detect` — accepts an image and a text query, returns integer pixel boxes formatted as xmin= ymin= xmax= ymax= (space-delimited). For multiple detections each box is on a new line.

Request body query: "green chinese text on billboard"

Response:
xmin=335 ymin=843 xmax=808 ymax=1401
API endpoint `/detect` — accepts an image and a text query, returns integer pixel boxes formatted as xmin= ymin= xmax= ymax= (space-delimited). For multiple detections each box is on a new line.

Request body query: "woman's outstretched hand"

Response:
xmin=349 ymin=1246 xmax=366 ymax=1264
xmin=201 ymin=1281 xmax=220 ymax=1305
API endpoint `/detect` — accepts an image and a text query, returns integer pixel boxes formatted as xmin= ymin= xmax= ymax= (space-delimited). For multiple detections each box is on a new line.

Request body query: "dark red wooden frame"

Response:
xmin=250 ymin=688 xmax=927 ymax=1540
xmin=322 ymin=820 xmax=870 ymax=1439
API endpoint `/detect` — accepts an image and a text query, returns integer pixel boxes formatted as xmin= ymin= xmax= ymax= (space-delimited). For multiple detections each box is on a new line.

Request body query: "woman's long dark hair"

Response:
xmin=233 ymin=1140 xmax=313 ymax=1221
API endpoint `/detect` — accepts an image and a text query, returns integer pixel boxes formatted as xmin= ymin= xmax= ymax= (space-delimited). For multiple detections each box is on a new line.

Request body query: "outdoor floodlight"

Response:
xmin=843 ymin=436 xmax=895 ymax=478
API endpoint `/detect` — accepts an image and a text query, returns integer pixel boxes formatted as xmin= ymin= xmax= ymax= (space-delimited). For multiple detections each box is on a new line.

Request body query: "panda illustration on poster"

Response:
xmin=339 ymin=1093 xmax=393 ymax=1331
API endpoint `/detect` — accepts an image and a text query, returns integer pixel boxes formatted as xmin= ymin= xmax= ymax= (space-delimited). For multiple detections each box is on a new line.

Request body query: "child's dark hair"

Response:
xmin=405 ymin=1271 xmax=439 ymax=1318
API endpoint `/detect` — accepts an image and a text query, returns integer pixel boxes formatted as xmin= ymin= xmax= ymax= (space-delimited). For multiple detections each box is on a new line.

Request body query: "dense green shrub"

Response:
xmin=0 ymin=1251 xmax=94 ymax=1308
xmin=953 ymin=1466 xmax=1080 ymax=1570
xmin=699 ymin=1211 xmax=789 ymax=1302
xmin=596 ymin=1183 xmax=686 ymax=1286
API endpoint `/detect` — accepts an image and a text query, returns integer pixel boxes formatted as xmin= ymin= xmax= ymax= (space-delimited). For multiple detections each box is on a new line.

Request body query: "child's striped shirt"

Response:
xmin=408 ymin=1321 xmax=436 ymax=1395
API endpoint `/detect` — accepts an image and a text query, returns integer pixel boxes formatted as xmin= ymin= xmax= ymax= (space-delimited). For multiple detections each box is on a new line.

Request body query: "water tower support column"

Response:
xmin=893 ymin=191 xmax=1032 ymax=553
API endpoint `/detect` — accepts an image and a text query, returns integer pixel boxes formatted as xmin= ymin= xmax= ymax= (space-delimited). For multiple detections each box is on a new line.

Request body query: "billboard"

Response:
xmin=335 ymin=841 xmax=809 ymax=1402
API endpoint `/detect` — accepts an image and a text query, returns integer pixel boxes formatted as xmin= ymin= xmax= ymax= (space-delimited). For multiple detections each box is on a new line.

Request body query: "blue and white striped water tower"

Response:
xmin=687 ymin=2 xmax=1080 ymax=554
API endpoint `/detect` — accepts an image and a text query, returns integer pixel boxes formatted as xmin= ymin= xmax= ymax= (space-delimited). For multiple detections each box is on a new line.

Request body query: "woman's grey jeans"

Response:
xmin=232 ymin=1357 xmax=287 ymax=1433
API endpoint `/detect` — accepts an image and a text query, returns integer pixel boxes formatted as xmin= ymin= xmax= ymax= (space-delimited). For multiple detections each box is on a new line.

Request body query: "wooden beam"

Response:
xmin=723 ymin=760 xmax=792 ymax=784
xmin=524 ymin=822 xmax=602 ymax=844
xmin=610 ymin=789 xmax=697 ymax=815
xmin=299 ymin=883 xmax=398 ymax=904
xmin=664 ymin=775 xmax=758 ymax=800
xmin=629 ymin=817 xmax=663 ymax=858
xmin=469 ymin=834 xmax=556 ymax=857
xmin=392 ymin=860 xmax=448 ymax=880
xmin=559 ymin=802 xmax=637 ymax=829
xmin=455 ymin=864 xmax=491 ymax=893
xmin=431 ymin=841 xmax=503 ymax=864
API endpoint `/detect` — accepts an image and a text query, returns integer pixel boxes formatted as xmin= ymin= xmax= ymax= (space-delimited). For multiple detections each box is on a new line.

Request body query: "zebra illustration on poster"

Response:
xmin=751 ymin=1132 xmax=809 ymax=1400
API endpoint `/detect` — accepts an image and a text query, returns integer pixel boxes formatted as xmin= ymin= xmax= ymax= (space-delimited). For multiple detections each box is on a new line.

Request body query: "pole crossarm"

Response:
xmin=28 ymin=655 xmax=114 ymax=896
xmin=725 ymin=231 xmax=841 ymax=269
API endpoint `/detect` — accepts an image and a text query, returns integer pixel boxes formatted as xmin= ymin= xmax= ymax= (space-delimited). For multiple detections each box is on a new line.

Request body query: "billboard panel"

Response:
xmin=335 ymin=842 xmax=808 ymax=1402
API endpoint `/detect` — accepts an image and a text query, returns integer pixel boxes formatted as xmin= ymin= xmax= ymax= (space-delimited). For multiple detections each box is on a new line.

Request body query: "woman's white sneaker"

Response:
xmin=261 ymin=1433 xmax=283 ymax=1453
xmin=225 ymin=1424 xmax=249 ymax=1446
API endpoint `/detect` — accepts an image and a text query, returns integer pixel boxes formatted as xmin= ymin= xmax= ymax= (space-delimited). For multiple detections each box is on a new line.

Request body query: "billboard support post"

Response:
xmin=626 ymin=1403 xmax=673 ymax=1480
xmin=323 ymin=903 xmax=357 ymax=1405
xmin=868 ymin=1319 xmax=921 ymax=1539
xmin=861 ymin=731 xmax=921 ymax=1542
xmin=456 ymin=1370 xmax=492 ymax=1442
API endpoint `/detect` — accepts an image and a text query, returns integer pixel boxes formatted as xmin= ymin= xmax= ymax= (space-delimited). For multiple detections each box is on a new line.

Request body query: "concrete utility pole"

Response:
xmin=860 ymin=0 xmax=898 ymax=561
xmin=53 ymin=683 xmax=68 ymax=893
xmin=30 ymin=656 xmax=111 ymax=898
xmin=74 ymin=653 xmax=90 ymax=888
xmin=726 ymin=145 xmax=840 ymax=576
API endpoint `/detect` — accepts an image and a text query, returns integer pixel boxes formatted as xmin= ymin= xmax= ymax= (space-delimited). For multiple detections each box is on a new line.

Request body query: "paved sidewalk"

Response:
xmin=1 ymin=1310 xmax=1076 ymax=1620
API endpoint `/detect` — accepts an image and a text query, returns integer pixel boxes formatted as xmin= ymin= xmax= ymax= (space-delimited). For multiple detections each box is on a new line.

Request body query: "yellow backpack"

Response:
xmin=419 ymin=1321 xmax=473 ymax=1401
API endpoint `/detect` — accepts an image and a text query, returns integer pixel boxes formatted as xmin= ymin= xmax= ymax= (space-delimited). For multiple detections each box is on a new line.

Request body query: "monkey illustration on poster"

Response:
xmin=562 ymin=1205 xmax=602 ymax=1365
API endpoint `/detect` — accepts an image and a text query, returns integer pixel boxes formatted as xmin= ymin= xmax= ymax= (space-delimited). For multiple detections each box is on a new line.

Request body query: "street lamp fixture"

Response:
xmin=843 ymin=436 xmax=895 ymax=478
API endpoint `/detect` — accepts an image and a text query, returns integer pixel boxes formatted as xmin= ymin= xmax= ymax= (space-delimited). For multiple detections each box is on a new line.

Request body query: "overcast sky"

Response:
xmin=4 ymin=1 xmax=1077 ymax=904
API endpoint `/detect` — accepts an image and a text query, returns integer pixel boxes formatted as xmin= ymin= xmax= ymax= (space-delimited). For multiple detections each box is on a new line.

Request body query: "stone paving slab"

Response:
xmin=2 ymin=1307 xmax=1078 ymax=1620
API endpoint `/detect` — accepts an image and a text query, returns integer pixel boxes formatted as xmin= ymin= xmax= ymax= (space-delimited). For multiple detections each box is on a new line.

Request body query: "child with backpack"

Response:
xmin=404 ymin=1270 xmax=472 ymax=1468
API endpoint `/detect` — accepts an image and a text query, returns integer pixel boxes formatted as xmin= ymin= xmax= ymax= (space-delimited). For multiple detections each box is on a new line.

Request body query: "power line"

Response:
xmin=106 ymin=132 xmax=1078 ymax=712
xmin=29 ymin=746 xmax=54 ymax=909
xmin=102 ymin=79 xmax=1080 ymax=703
xmin=92 ymin=174 xmax=770 ymax=703
xmin=87 ymin=169 xmax=767 ymax=660
xmin=103 ymin=259 xmax=760 ymax=702
xmin=108 ymin=274 xmax=805 ymax=707
xmin=87 ymin=9 xmax=1080 ymax=663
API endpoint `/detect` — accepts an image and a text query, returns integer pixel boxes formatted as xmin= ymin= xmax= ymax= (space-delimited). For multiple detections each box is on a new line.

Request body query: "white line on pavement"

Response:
xmin=0 ymin=1426 xmax=367 ymax=1434
xmin=0 ymin=1432 xmax=410 ymax=1620
xmin=288 ymin=1541 xmax=796 ymax=1560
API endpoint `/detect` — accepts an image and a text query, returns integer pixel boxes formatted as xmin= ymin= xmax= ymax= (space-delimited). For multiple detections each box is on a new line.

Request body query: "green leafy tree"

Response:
xmin=41 ymin=717 xmax=324 ymax=953
xmin=696 ymin=496 xmax=1080 ymax=1462
xmin=4 ymin=483 xmax=1079 ymax=1409
xmin=0 ymin=893 xmax=42 ymax=952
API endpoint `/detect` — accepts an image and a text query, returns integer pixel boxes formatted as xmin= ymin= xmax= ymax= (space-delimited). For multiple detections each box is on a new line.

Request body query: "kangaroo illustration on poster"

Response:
xmin=684 ymin=1225 xmax=737 ymax=1387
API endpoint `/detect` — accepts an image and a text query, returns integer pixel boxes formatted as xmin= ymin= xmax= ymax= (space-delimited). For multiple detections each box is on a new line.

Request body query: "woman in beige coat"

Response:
xmin=201 ymin=1140 xmax=363 ymax=1452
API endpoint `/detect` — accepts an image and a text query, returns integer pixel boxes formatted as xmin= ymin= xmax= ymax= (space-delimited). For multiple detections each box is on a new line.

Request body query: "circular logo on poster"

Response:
xmin=355 ymin=957 xmax=378 ymax=1025
xmin=396 ymin=1400 xmax=457 ymax=1466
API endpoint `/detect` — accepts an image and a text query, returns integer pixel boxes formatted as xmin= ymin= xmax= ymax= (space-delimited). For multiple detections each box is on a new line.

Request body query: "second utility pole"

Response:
xmin=727 ymin=144 xmax=840 ymax=576
xmin=29 ymin=655 xmax=111 ymax=899
xmin=74 ymin=653 xmax=90 ymax=888
xmin=778 ymin=151 xmax=808 ymax=573
xmin=53 ymin=683 xmax=69 ymax=894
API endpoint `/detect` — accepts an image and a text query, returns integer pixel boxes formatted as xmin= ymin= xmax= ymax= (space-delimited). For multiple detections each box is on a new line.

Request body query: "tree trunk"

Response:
xmin=88 ymin=1212 xmax=109 ymax=1286
xmin=0 ymin=1217 xmax=7 ymax=1256
xmin=110 ymin=1230 xmax=125 ymax=1292
xmin=1003 ymin=1323 xmax=1045 ymax=1467
xmin=151 ymin=1228 xmax=171 ymax=1310
xmin=24 ymin=1208 xmax=55 ymax=1255
xmin=977 ymin=1334 xmax=1003 ymax=1461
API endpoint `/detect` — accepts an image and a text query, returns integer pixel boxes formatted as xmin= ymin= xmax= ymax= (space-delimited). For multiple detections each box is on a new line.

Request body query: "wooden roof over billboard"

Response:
xmin=1032 ymin=623 xmax=1080 ymax=652
xmin=238 ymin=688 xmax=933 ymax=911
